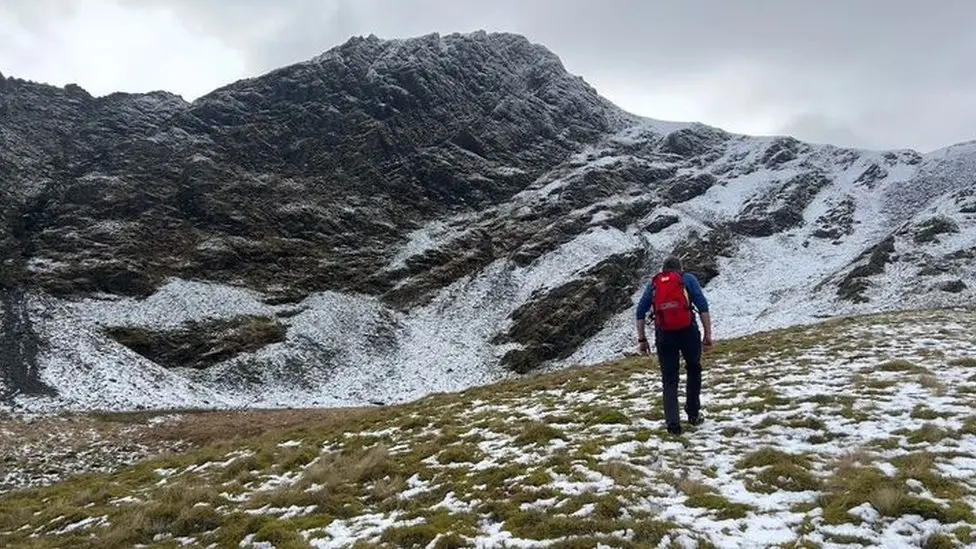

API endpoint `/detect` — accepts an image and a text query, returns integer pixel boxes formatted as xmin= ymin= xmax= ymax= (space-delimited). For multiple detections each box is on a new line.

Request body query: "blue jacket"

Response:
xmin=636 ymin=271 xmax=709 ymax=327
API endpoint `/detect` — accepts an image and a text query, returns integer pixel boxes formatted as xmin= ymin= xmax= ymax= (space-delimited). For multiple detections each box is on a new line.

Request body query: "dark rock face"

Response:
xmin=659 ymin=126 xmax=728 ymax=158
xmin=666 ymin=173 xmax=717 ymax=203
xmin=730 ymin=173 xmax=832 ymax=237
xmin=837 ymin=236 xmax=896 ymax=302
xmin=2 ymin=32 xmax=625 ymax=303
xmin=670 ymin=229 xmax=738 ymax=286
xmin=496 ymin=250 xmax=645 ymax=373
xmin=913 ymin=216 xmax=960 ymax=244
xmin=761 ymin=137 xmax=807 ymax=168
xmin=812 ymin=196 xmax=856 ymax=240
xmin=854 ymin=164 xmax=887 ymax=188
xmin=0 ymin=289 xmax=55 ymax=401
xmin=106 ymin=316 xmax=287 ymax=370
xmin=939 ymin=279 xmax=967 ymax=293
xmin=644 ymin=215 xmax=680 ymax=234
xmin=958 ymin=191 xmax=976 ymax=214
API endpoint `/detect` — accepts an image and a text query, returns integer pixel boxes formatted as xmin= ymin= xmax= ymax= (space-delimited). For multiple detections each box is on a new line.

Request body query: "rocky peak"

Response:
xmin=2 ymin=31 xmax=630 ymax=302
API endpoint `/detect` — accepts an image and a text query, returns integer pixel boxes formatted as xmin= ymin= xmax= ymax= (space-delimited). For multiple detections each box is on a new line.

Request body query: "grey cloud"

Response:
xmin=0 ymin=1 xmax=79 ymax=28
xmin=778 ymin=114 xmax=871 ymax=150
xmin=9 ymin=0 xmax=976 ymax=151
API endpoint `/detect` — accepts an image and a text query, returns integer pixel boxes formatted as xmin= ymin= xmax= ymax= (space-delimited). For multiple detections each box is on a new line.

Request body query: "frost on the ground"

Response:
xmin=5 ymin=308 xmax=975 ymax=548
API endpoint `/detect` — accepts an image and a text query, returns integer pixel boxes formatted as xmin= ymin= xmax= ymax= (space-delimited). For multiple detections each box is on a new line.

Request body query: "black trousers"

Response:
xmin=655 ymin=326 xmax=703 ymax=426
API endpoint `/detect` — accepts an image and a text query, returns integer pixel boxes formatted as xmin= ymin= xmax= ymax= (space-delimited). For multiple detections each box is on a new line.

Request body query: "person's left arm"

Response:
xmin=683 ymin=273 xmax=713 ymax=348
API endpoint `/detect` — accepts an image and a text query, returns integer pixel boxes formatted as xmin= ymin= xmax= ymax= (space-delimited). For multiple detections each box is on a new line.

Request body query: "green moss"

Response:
xmin=909 ymin=405 xmax=942 ymax=420
xmin=504 ymin=509 xmax=602 ymax=539
xmin=869 ymin=437 xmax=903 ymax=450
xmin=921 ymin=533 xmax=957 ymax=549
xmin=546 ymin=537 xmax=635 ymax=549
xmin=437 ymin=444 xmax=483 ymax=465
xmin=955 ymin=525 xmax=974 ymax=545
xmin=514 ymin=422 xmax=567 ymax=446
xmin=684 ymin=493 xmax=752 ymax=520
xmin=399 ymin=415 xmax=430 ymax=430
xmin=892 ymin=452 xmax=969 ymax=499
xmin=171 ymin=505 xmax=222 ymax=537
xmin=818 ymin=465 xmax=891 ymax=524
xmin=595 ymin=461 xmax=644 ymax=486
xmin=434 ymin=533 xmax=474 ymax=549
xmin=585 ymin=407 xmax=630 ymax=426
xmin=595 ymin=496 xmax=623 ymax=520
xmin=381 ymin=524 xmax=439 ymax=548
xmin=748 ymin=462 xmax=820 ymax=493
xmin=277 ymin=443 xmax=320 ymax=471
xmin=823 ymin=533 xmax=874 ymax=546
xmin=945 ymin=501 xmax=975 ymax=523
xmin=900 ymin=423 xmax=949 ymax=444
xmin=254 ymin=519 xmax=312 ymax=549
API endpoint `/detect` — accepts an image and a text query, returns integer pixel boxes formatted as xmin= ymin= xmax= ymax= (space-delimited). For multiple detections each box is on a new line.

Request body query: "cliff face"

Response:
xmin=2 ymin=32 xmax=624 ymax=302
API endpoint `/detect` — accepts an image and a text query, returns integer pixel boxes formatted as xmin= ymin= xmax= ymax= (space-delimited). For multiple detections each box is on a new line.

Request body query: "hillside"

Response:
xmin=1 ymin=31 xmax=975 ymax=413
xmin=2 ymin=309 xmax=975 ymax=548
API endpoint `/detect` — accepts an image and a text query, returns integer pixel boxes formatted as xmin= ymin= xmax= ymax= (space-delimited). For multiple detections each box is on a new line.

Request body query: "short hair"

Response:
xmin=662 ymin=256 xmax=683 ymax=271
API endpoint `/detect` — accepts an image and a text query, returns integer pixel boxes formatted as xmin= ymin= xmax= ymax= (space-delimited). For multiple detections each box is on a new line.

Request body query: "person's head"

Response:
xmin=662 ymin=256 xmax=682 ymax=272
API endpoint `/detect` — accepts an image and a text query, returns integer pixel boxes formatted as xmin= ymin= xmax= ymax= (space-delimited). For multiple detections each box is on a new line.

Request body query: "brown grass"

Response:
xmin=137 ymin=408 xmax=372 ymax=446
xmin=917 ymin=374 xmax=948 ymax=396
xmin=677 ymin=477 xmax=714 ymax=497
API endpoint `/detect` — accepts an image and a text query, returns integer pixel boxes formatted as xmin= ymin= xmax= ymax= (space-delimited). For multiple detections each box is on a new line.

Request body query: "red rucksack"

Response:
xmin=651 ymin=270 xmax=694 ymax=331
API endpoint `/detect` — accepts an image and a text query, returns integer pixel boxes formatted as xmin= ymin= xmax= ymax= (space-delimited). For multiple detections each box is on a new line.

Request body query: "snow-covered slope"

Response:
xmin=1 ymin=32 xmax=974 ymax=413
xmin=8 ymin=121 xmax=975 ymax=414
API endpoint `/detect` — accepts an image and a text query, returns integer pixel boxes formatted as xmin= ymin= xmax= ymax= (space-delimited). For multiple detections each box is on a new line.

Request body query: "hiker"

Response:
xmin=635 ymin=256 xmax=713 ymax=435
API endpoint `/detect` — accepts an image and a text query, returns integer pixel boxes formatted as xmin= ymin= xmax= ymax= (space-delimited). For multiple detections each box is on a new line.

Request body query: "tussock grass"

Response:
xmin=892 ymin=452 xmax=970 ymax=500
xmin=918 ymin=374 xmax=949 ymax=395
xmin=684 ymin=493 xmax=753 ymax=520
xmin=877 ymin=359 xmax=929 ymax=374
xmin=437 ymin=444 xmax=483 ymax=465
xmin=921 ymin=533 xmax=957 ymax=549
xmin=898 ymin=423 xmax=950 ymax=444
xmin=737 ymin=447 xmax=819 ymax=494
xmin=595 ymin=461 xmax=644 ymax=486
xmin=676 ymin=477 xmax=714 ymax=497
xmin=910 ymin=405 xmax=944 ymax=420
xmin=514 ymin=421 xmax=566 ymax=446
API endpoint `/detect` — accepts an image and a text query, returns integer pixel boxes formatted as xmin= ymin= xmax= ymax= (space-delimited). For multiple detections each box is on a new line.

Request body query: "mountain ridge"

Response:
xmin=0 ymin=31 xmax=974 ymax=413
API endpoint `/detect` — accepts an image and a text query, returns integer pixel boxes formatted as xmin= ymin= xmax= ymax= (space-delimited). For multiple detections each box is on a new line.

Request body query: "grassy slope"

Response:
xmin=1 ymin=308 xmax=975 ymax=549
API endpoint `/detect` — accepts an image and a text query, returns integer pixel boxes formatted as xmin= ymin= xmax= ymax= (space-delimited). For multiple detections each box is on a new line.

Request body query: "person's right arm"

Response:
xmin=635 ymin=282 xmax=653 ymax=355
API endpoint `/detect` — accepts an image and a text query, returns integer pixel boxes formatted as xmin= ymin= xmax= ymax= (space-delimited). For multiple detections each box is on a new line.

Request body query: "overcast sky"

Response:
xmin=2 ymin=0 xmax=973 ymax=152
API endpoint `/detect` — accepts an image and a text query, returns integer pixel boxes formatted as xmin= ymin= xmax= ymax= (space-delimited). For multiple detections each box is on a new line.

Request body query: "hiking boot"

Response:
xmin=688 ymin=413 xmax=705 ymax=426
xmin=666 ymin=423 xmax=682 ymax=436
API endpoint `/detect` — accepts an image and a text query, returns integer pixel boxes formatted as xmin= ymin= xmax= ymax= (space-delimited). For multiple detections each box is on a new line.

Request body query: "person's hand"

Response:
xmin=638 ymin=340 xmax=650 ymax=356
xmin=702 ymin=334 xmax=714 ymax=351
